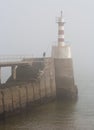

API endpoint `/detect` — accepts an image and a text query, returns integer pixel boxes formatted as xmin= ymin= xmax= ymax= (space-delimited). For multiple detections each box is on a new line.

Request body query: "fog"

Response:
xmin=0 ymin=0 xmax=94 ymax=81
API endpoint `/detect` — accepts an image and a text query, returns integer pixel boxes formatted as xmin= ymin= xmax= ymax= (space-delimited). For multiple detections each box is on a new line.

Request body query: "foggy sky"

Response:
xmin=0 ymin=0 xmax=94 ymax=80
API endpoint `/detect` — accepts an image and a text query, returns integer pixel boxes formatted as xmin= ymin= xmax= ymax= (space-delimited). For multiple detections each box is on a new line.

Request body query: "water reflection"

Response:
xmin=0 ymin=100 xmax=77 ymax=130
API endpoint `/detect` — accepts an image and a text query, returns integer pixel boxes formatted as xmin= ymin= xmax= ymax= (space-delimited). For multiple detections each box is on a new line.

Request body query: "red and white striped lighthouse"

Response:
xmin=57 ymin=11 xmax=65 ymax=46
xmin=52 ymin=11 xmax=71 ymax=59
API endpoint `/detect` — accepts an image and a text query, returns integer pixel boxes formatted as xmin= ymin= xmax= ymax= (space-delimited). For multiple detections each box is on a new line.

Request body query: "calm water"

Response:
xmin=0 ymin=80 xmax=94 ymax=130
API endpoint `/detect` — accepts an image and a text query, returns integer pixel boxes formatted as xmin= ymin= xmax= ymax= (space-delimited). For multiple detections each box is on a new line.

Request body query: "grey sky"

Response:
xmin=0 ymin=0 xmax=94 ymax=80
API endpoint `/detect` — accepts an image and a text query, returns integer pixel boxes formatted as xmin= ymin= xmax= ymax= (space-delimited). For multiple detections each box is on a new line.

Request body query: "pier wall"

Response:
xmin=54 ymin=58 xmax=77 ymax=100
xmin=0 ymin=58 xmax=56 ymax=116
xmin=0 ymin=57 xmax=78 ymax=118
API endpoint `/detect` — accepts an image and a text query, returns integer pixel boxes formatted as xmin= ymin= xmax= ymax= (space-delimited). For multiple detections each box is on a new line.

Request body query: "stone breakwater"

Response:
xmin=0 ymin=58 xmax=77 ymax=119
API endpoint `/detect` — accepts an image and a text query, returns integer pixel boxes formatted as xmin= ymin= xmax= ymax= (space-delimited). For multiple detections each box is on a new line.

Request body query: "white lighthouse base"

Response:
xmin=51 ymin=45 xmax=71 ymax=59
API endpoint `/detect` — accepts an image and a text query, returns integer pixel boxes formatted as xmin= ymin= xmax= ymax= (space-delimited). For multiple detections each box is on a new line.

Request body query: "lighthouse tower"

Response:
xmin=52 ymin=11 xmax=71 ymax=59
xmin=58 ymin=11 xmax=65 ymax=46
xmin=52 ymin=11 xmax=77 ymax=100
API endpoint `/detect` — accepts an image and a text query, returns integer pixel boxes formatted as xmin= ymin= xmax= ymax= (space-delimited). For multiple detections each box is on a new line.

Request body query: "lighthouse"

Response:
xmin=52 ymin=11 xmax=71 ymax=59
xmin=57 ymin=11 xmax=65 ymax=46
xmin=52 ymin=11 xmax=78 ymax=100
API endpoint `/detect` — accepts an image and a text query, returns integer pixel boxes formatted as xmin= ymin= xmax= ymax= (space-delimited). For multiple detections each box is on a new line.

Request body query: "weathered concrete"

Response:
xmin=0 ymin=57 xmax=77 ymax=119
xmin=0 ymin=58 xmax=56 ymax=118
xmin=12 ymin=66 xmax=17 ymax=80
xmin=54 ymin=58 xmax=78 ymax=100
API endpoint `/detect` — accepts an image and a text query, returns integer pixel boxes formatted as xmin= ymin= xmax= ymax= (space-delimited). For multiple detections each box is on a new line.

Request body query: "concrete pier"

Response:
xmin=0 ymin=58 xmax=56 ymax=118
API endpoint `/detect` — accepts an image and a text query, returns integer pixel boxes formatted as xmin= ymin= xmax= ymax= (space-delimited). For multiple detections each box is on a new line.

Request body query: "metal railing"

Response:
xmin=0 ymin=55 xmax=32 ymax=62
